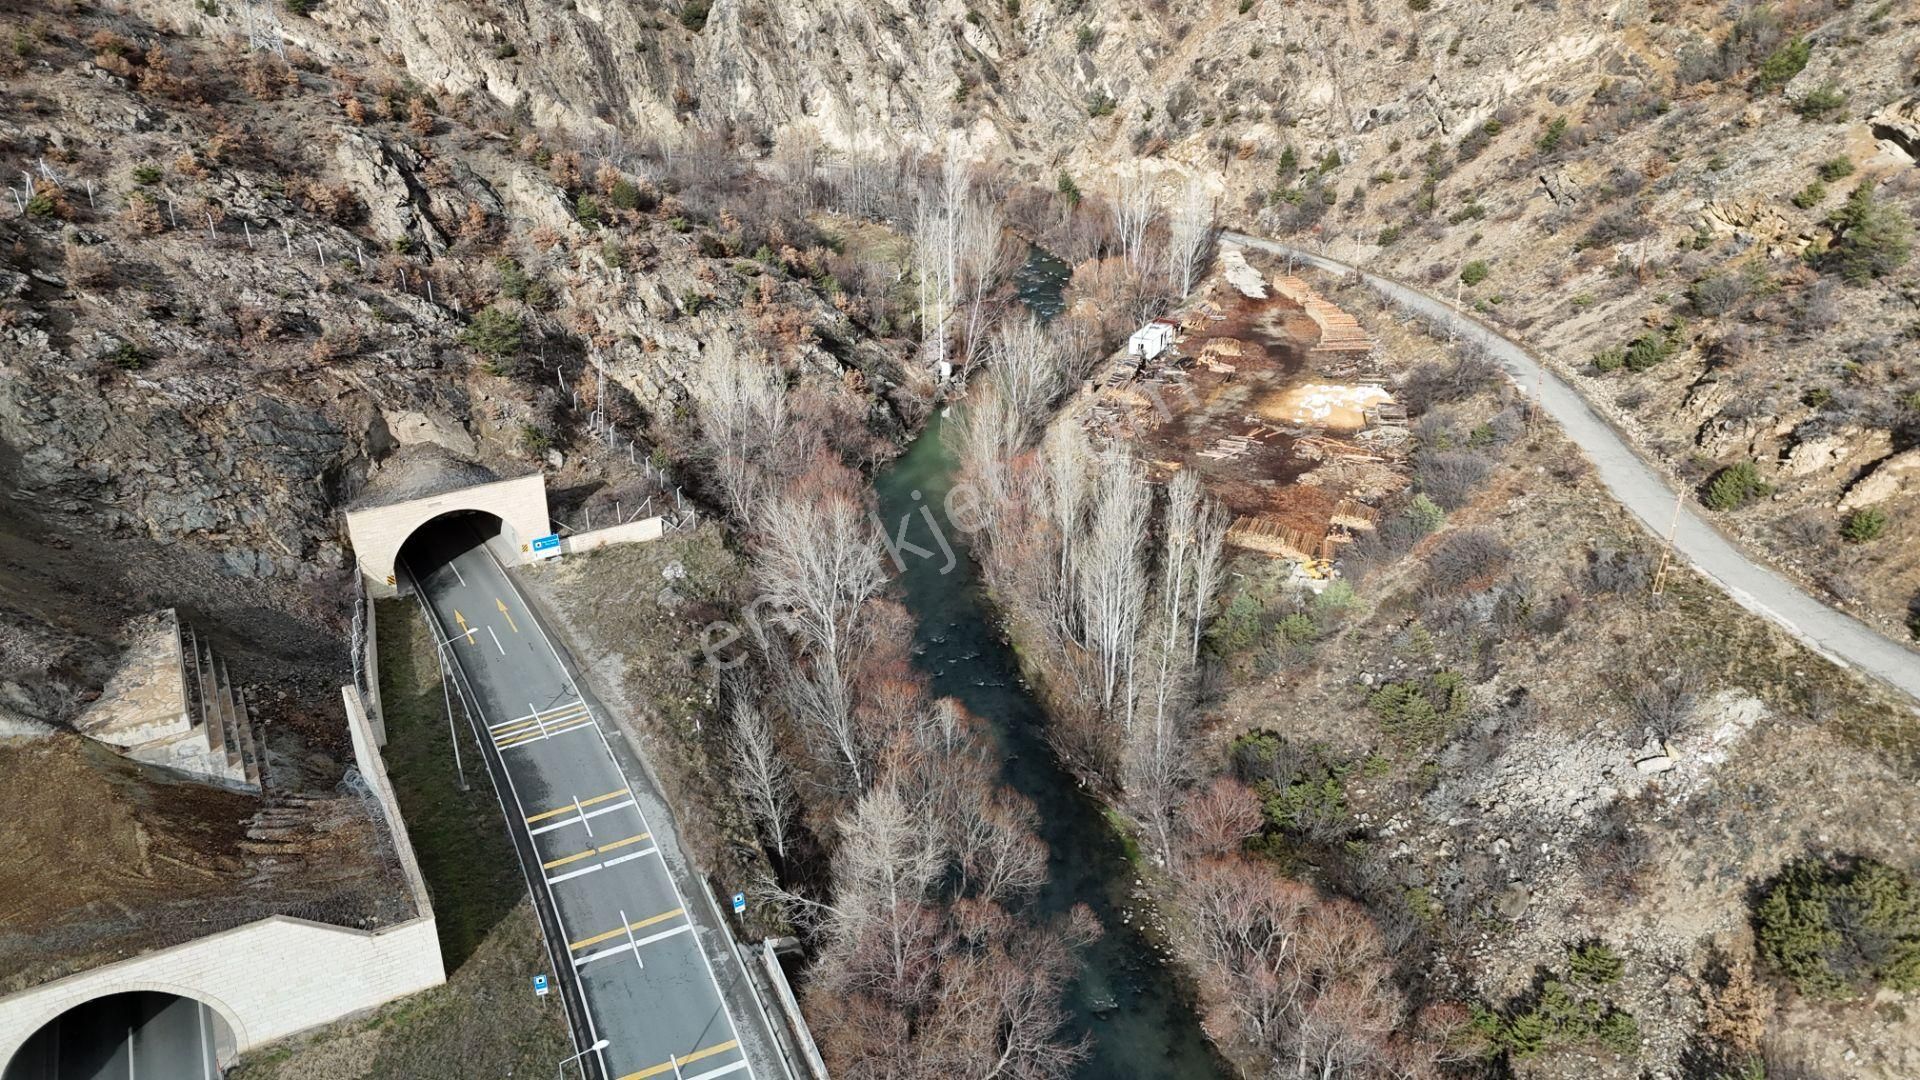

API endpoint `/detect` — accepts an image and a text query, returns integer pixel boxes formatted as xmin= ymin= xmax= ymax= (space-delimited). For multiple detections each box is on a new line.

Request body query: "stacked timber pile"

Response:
xmin=1181 ymin=299 xmax=1227 ymax=332
xmin=1197 ymin=337 xmax=1245 ymax=374
xmin=1226 ymin=515 xmax=1320 ymax=560
xmin=1273 ymin=275 xmax=1375 ymax=354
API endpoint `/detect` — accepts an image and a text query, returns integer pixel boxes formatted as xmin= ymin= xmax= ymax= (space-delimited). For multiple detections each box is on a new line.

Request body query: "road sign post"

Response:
xmin=732 ymin=891 xmax=746 ymax=917
xmin=531 ymin=533 xmax=563 ymax=560
xmin=532 ymin=974 xmax=549 ymax=997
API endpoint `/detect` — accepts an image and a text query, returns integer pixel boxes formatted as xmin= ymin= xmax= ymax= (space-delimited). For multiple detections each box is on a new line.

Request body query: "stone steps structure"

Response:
xmin=76 ymin=610 xmax=263 ymax=793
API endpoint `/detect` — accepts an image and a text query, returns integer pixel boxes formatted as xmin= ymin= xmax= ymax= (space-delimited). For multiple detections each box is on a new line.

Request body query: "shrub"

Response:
xmin=1712 ymin=461 xmax=1766 ymax=511
xmin=1689 ymin=269 xmax=1752 ymax=315
xmin=1824 ymin=185 xmax=1912 ymax=285
xmin=283 ymin=0 xmax=316 ymax=14
xmin=1537 ymin=116 xmax=1569 ymax=155
xmin=575 ymin=192 xmax=602 ymax=227
xmin=462 ymin=304 xmax=523 ymax=362
xmin=1460 ymin=259 xmax=1490 ymax=286
xmin=1795 ymin=83 xmax=1848 ymax=121
xmin=679 ymin=0 xmax=710 ymax=31
xmin=1631 ymin=670 xmax=1700 ymax=742
xmin=1424 ymin=528 xmax=1511 ymax=593
xmin=1840 ymin=507 xmax=1887 ymax=543
xmin=1209 ymin=591 xmax=1264 ymax=653
xmin=1593 ymin=346 xmax=1625 ymax=372
xmin=1791 ymin=181 xmax=1828 ymax=210
xmin=1407 ymin=0 xmax=1432 ymax=9
xmin=1704 ymin=461 xmax=1770 ymax=511
xmin=1586 ymin=546 xmax=1653 ymax=595
xmin=1470 ymin=972 xmax=1639 ymax=1063
xmin=1817 ymin=156 xmax=1855 ymax=182
xmin=607 ymin=176 xmax=638 ymax=211
xmin=1076 ymin=25 xmax=1096 ymax=51
xmin=1754 ymin=36 xmax=1810 ymax=93
xmin=1400 ymin=351 xmax=1502 ymax=414
xmin=1621 ymin=323 xmax=1684 ymax=372
xmin=1368 ymin=671 xmax=1467 ymax=749
xmin=1405 ymin=493 xmax=1446 ymax=535
xmin=1415 ymin=449 xmax=1493 ymax=509
xmin=132 ymin=164 xmax=162 ymax=185
xmin=1756 ymin=856 xmax=1920 ymax=997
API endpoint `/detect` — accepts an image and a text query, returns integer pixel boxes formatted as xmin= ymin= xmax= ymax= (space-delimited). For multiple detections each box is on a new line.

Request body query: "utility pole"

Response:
xmin=1651 ymin=488 xmax=1683 ymax=598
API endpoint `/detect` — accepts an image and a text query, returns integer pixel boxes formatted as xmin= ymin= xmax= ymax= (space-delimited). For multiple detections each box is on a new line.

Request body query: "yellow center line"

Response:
xmin=593 ymin=832 xmax=651 ymax=855
xmin=539 ymin=832 xmax=651 ymax=871
xmin=496 ymin=719 xmax=594 ymax=749
xmin=541 ymin=847 xmax=599 ymax=871
xmin=618 ymin=1039 xmax=741 ymax=1080
xmin=525 ymin=788 xmax=629 ymax=824
xmin=490 ymin=709 xmax=588 ymax=741
xmin=569 ymin=907 xmax=685 ymax=952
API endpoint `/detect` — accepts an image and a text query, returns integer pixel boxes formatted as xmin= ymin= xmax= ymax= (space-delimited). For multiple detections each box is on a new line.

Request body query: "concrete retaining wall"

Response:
xmin=0 ymin=914 xmax=444 ymax=1064
xmin=559 ymin=516 xmax=665 ymax=555
xmin=0 ymin=689 xmax=446 ymax=1068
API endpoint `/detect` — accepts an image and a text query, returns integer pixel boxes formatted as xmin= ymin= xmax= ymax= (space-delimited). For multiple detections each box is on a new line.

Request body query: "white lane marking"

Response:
xmin=449 ymin=559 xmax=466 ymax=587
xmin=487 ymin=625 xmax=505 ymax=655
xmin=621 ymin=908 xmax=644 ymax=973
xmin=574 ymin=795 xmax=593 ymax=839
xmin=491 ymin=699 xmax=587 ymax=730
xmin=571 ymin=922 xmax=692 ymax=967
xmin=413 ymin=557 xmax=602 ymax=1063
xmin=684 ymin=1062 xmax=751 ymax=1080
xmin=546 ymin=846 xmax=657 ymax=884
xmin=527 ymin=798 xmax=636 ymax=835
xmin=478 ymin=546 xmax=754 ymax=1078
xmin=495 ymin=719 xmax=596 ymax=750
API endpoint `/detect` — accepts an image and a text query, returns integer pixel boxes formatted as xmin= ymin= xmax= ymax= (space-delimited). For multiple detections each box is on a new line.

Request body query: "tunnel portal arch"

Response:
xmin=343 ymin=452 xmax=549 ymax=597
xmin=3 ymin=987 xmax=242 ymax=1080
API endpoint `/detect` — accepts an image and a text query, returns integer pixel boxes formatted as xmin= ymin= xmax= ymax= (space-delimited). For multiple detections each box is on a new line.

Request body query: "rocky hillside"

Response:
xmin=0 ymin=0 xmax=915 ymax=744
xmin=141 ymin=0 xmax=1915 ymax=638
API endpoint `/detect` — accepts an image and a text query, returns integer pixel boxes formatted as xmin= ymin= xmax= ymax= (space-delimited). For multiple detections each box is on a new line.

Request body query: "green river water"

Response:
xmin=869 ymin=246 xmax=1225 ymax=1079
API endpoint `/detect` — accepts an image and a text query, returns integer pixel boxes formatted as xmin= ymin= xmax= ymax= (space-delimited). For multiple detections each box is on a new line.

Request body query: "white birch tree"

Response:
xmin=1165 ymin=174 xmax=1217 ymax=298
xmin=1075 ymin=456 xmax=1150 ymax=721
xmin=729 ymin=698 xmax=794 ymax=862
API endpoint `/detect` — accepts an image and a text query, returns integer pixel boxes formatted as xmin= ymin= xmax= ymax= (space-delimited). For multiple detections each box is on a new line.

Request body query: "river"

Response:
xmin=870 ymin=246 xmax=1224 ymax=1079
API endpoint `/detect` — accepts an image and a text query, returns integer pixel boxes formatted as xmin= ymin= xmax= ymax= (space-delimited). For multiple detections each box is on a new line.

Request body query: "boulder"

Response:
xmin=1781 ymin=425 xmax=1889 ymax=478
xmin=1838 ymin=448 xmax=1920 ymax=512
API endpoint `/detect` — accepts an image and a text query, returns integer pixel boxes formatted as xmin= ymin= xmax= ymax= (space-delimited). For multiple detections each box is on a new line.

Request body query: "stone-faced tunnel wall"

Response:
xmin=344 ymin=473 xmax=550 ymax=598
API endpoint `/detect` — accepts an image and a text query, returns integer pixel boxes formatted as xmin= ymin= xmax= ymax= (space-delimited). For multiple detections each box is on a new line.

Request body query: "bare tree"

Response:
xmin=1039 ymin=422 xmax=1092 ymax=625
xmin=822 ymin=785 xmax=947 ymax=1002
xmin=1075 ymin=456 xmax=1150 ymax=721
xmin=689 ymin=337 xmax=788 ymax=527
xmin=1110 ymin=170 xmax=1157 ymax=277
xmin=988 ymin=316 xmax=1069 ymax=428
xmin=729 ymin=698 xmax=794 ymax=863
xmin=1165 ymin=174 xmax=1217 ymax=298
xmin=956 ymin=193 xmax=1017 ymax=374
xmin=1189 ymin=495 xmax=1227 ymax=662
xmin=949 ymin=381 xmax=1025 ymax=534
xmin=758 ymin=470 xmax=886 ymax=789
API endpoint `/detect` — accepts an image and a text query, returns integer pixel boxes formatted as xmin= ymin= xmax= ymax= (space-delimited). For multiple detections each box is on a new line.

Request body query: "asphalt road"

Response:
xmin=405 ymin=519 xmax=765 ymax=1080
xmin=1224 ymin=231 xmax=1920 ymax=707
xmin=1 ymin=992 xmax=218 ymax=1080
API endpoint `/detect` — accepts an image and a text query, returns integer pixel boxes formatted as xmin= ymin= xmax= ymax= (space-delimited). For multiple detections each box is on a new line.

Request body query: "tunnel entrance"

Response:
xmin=3 ymin=992 xmax=234 ymax=1080
xmin=395 ymin=509 xmax=508 ymax=591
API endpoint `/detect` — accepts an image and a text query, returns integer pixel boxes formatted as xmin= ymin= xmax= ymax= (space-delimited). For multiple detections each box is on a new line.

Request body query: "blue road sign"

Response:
xmin=532 ymin=974 xmax=549 ymax=997
xmin=732 ymin=892 xmax=747 ymax=916
xmin=531 ymin=533 xmax=562 ymax=559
